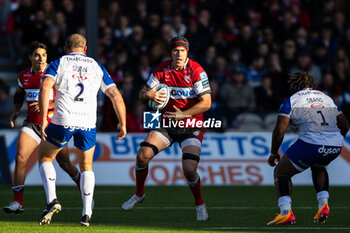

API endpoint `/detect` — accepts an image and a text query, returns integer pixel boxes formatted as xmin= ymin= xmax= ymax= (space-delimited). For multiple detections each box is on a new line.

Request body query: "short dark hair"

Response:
xmin=29 ymin=41 xmax=47 ymax=55
xmin=288 ymin=72 xmax=317 ymax=93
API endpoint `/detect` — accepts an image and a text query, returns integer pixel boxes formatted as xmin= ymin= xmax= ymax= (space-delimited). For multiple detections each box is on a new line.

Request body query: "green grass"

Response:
xmin=0 ymin=185 xmax=350 ymax=233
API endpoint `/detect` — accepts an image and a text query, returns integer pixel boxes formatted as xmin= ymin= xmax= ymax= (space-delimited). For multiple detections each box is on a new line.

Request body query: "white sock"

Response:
xmin=39 ymin=162 xmax=57 ymax=204
xmin=81 ymin=171 xmax=95 ymax=217
xmin=317 ymin=191 xmax=329 ymax=208
xmin=278 ymin=195 xmax=292 ymax=216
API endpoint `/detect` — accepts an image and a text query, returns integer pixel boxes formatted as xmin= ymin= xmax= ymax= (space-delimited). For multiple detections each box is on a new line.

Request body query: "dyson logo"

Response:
xmin=318 ymin=145 xmax=341 ymax=156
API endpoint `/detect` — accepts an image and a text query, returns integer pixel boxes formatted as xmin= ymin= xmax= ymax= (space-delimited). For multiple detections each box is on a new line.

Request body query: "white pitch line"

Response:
xmin=203 ymin=227 xmax=350 ymax=230
xmin=25 ymin=206 xmax=350 ymax=210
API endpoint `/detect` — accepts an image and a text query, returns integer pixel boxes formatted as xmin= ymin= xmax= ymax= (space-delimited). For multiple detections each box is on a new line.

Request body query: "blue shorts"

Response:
xmin=286 ymin=139 xmax=341 ymax=171
xmin=45 ymin=123 xmax=96 ymax=151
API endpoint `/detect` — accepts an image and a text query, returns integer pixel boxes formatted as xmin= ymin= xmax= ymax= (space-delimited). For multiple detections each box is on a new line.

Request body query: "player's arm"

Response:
xmin=28 ymin=100 xmax=54 ymax=113
xmin=168 ymin=93 xmax=212 ymax=121
xmin=39 ymin=76 xmax=55 ymax=139
xmin=268 ymin=115 xmax=290 ymax=167
xmin=10 ymin=86 xmax=26 ymax=128
xmin=337 ymin=113 xmax=349 ymax=137
xmin=139 ymin=85 xmax=166 ymax=104
xmin=105 ymin=85 xmax=127 ymax=140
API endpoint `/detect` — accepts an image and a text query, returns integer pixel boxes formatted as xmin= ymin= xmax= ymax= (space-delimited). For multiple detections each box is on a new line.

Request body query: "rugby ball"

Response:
xmin=148 ymin=84 xmax=170 ymax=110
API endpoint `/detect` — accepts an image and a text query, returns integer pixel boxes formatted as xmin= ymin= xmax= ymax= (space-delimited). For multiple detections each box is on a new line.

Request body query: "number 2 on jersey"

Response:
xmin=317 ymin=110 xmax=329 ymax=126
xmin=74 ymin=83 xmax=84 ymax=101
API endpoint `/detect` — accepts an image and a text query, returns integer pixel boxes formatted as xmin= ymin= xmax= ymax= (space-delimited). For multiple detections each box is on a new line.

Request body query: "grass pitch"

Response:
xmin=0 ymin=185 xmax=350 ymax=233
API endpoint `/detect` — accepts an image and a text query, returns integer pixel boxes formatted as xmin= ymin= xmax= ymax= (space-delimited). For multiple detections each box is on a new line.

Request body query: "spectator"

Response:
xmin=318 ymin=72 xmax=342 ymax=101
xmin=219 ymin=71 xmax=255 ymax=127
xmin=114 ymin=15 xmax=133 ymax=39
xmin=290 ymin=50 xmax=322 ymax=84
xmin=281 ymin=40 xmax=296 ymax=73
xmin=227 ymin=48 xmax=245 ymax=74
xmin=199 ymin=45 xmax=217 ymax=73
xmin=244 ymin=56 xmax=268 ymax=88
xmin=234 ymin=25 xmax=257 ymax=66
xmin=171 ymin=13 xmax=186 ymax=37
xmin=254 ymin=74 xmax=281 ymax=115
xmin=210 ymin=56 xmax=230 ymax=86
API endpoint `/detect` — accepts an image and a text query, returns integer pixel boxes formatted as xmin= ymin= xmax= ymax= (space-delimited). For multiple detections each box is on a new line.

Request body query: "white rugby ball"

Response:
xmin=148 ymin=84 xmax=170 ymax=110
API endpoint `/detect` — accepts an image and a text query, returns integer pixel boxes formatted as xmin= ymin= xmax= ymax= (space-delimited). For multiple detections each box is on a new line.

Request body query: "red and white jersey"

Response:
xmin=18 ymin=66 xmax=55 ymax=125
xmin=146 ymin=58 xmax=211 ymax=122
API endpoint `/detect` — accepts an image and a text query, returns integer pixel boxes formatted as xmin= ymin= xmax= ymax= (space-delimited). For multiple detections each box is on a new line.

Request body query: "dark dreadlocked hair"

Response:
xmin=288 ymin=71 xmax=317 ymax=93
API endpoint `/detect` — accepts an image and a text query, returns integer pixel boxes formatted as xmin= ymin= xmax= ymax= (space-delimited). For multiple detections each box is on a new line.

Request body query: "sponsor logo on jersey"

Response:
xmin=311 ymin=103 xmax=324 ymax=109
xmin=200 ymin=72 xmax=209 ymax=86
xmin=25 ymin=89 xmax=40 ymax=101
xmin=318 ymin=145 xmax=341 ymax=156
xmin=72 ymin=74 xmax=87 ymax=80
xmin=170 ymin=87 xmax=196 ymax=99
xmin=63 ymin=125 xmax=93 ymax=132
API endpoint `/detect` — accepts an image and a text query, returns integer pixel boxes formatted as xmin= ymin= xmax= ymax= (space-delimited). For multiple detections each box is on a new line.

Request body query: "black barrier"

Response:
xmin=0 ymin=135 xmax=11 ymax=184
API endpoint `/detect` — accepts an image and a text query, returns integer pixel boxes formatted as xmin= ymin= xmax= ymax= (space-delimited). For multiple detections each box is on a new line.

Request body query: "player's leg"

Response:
xmin=181 ymin=140 xmax=208 ymax=221
xmin=76 ymin=146 xmax=95 ymax=227
xmin=122 ymin=130 xmax=169 ymax=211
xmin=56 ymin=145 xmax=81 ymax=191
xmin=37 ymin=139 xmax=63 ymax=225
xmin=3 ymin=128 xmax=39 ymax=213
xmin=311 ymin=166 xmax=330 ymax=222
xmin=267 ymin=154 xmax=300 ymax=225
xmin=38 ymin=123 xmax=72 ymax=225
xmin=72 ymin=127 xmax=97 ymax=226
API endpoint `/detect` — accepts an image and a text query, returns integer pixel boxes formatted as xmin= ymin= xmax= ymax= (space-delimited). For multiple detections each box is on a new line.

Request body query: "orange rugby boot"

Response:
xmin=314 ymin=203 xmax=329 ymax=223
xmin=267 ymin=210 xmax=296 ymax=225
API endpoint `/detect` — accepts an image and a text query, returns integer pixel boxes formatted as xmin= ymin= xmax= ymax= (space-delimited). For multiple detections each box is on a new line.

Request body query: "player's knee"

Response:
xmin=138 ymin=142 xmax=158 ymax=163
xmin=140 ymin=142 xmax=159 ymax=156
xmin=79 ymin=162 xmax=92 ymax=171
xmin=56 ymin=157 xmax=70 ymax=171
xmin=15 ymin=153 xmax=27 ymax=166
xmin=182 ymin=153 xmax=200 ymax=163
xmin=273 ymin=165 xmax=287 ymax=179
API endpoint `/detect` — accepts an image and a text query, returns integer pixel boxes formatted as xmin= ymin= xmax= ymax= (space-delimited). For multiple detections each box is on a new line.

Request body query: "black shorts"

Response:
xmin=21 ymin=120 xmax=42 ymax=143
xmin=152 ymin=127 xmax=205 ymax=148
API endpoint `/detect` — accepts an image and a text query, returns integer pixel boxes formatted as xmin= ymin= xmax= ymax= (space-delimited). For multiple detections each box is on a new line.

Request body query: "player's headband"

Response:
xmin=169 ymin=39 xmax=189 ymax=51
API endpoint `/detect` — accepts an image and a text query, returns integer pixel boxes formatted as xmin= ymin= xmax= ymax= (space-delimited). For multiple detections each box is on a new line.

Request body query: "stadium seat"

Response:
xmin=233 ymin=113 xmax=264 ymax=131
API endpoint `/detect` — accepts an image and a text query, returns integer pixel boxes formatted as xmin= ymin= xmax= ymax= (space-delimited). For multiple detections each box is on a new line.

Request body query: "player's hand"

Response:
xmin=9 ymin=112 xmax=20 ymax=128
xmin=166 ymin=106 xmax=187 ymax=121
xmin=29 ymin=102 xmax=40 ymax=113
xmin=116 ymin=123 xmax=127 ymax=140
xmin=267 ymin=153 xmax=280 ymax=167
xmin=148 ymin=85 xmax=167 ymax=104
xmin=40 ymin=119 xmax=48 ymax=141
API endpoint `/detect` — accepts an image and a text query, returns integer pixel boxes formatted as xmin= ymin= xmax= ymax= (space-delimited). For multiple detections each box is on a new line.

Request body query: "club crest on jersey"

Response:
xmin=184 ymin=75 xmax=191 ymax=83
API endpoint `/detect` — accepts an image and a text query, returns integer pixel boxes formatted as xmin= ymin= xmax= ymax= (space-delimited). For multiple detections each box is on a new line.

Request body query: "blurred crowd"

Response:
xmin=1 ymin=0 xmax=350 ymax=132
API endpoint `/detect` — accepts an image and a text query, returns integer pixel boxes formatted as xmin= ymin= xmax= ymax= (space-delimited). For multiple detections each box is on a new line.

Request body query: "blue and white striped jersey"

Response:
xmin=279 ymin=88 xmax=344 ymax=146
xmin=44 ymin=52 xmax=115 ymax=128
